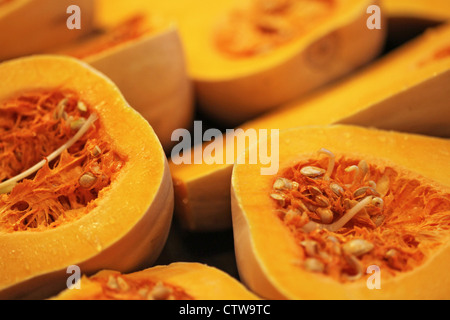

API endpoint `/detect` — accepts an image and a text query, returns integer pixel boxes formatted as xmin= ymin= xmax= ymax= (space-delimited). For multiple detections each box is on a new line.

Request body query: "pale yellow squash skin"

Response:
xmin=231 ymin=125 xmax=450 ymax=300
xmin=52 ymin=262 xmax=260 ymax=300
xmin=97 ymin=0 xmax=386 ymax=126
xmin=169 ymin=22 xmax=450 ymax=232
xmin=56 ymin=18 xmax=194 ymax=152
xmin=0 ymin=0 xmax=95 ymax=61
xmin=0 ymin=55 xmax=174 ymax=300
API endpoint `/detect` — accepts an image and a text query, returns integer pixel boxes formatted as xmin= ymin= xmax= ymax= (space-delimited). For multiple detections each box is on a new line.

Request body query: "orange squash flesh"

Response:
xmin=55 ymin=14 xmax=194 ymax=152
xmin=98 ymin=0 xmax=386 ymax=126
xmin=231 ymin=125 xmax=450 ymax=300
xmin=169 ymin=22 xmax=450 ymax=232
xmin=0 ymin=0 xmax=95 ymax=61
xmin=0 ymin=55 xmax=174 ymax=300
xmin=51 ymin=262 xmax=260 ymax=300
xmin=382 ymin=0 xmax=450 ymax=22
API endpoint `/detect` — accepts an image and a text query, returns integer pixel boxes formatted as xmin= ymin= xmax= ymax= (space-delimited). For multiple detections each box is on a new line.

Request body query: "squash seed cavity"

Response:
xmin=270 ymin=148 xmax=450 ymax=282
xmin=0 ymin=90 xmax=127 ymax=232
xmin=214 ymin=0 xmax=335 ymax=57
xmin=93 ymin=274 xmax=193 ymax=300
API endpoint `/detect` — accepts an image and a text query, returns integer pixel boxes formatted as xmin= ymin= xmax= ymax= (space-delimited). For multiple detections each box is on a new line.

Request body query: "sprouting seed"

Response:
xmin=345 ymin=165 xmax=359 ymax=174
xmin=315 ymin=195 xmax=329 ymax=208
xmin=273 ymin=177 xmax=293 ymax=190
xmin=330 ymin=183 xmax=344 ymax=196
xmin=70 ymin=117 xmax=86 ymax=130
xmin=318 ymin=148 xmax=335 ymax=180
xmin=372 ymin=197 xmax=384 ymax=209
xmin=358 ymin=160 xmax=369 ymax=178
xmin=316 ymin=208 xmax=333 ymax=224
xmin=270 ymin=193 xmax=286 ymax=206
xmin=91 ymin=145 xmax=102 ymax=157
xmin=151 ymin=282 xmax=172 ymax=300
xmin=343 ymin=254 xmax=363 ymax=281
xmin=304 ymin=258 xmax=325 ymax=273
xmin=342 ymin=239 xmax=374 ymax=257
xmin=300 ymin=240 xmax=318 ymax=256
xmin=300 ymin=166 xmax=325 ymax=178
xmin=79 ymin=172 xmax=97 ymax=189
xmin=372 ymin=214 xmax=385 ymax=227
xmin=55 ymin=98 xmax=68 ymax=120
xmin=367 ymin=180 xmax=377 ymax=189
xmin=308 ymin=186 xmax=323 ymax=196
xmin=77 ymin=100 xmax=87 ymax=112
xmin=117 ymin=277 xmax=130 ymax=291
xmin=353 ymin=187 xmax=369 ymax=198
xmin=106 ymin=276 xmax=119 ymax=290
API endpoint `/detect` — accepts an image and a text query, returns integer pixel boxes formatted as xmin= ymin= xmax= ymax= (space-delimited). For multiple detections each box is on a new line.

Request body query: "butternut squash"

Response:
xmin=55 ymin=14 xmax=193 ymax=152
xmin=0 ymin=55 xmax=174 ymax=300
xmin=231 ymin=125 xmax=450 ymax=299
xmin=169 ymin=22 xmax=450 ymax=231
xmin=383 ymin=0 xmax=450 ymax=22
xmin=51 ymin=262 xmax=260 ymax=300
xmin=0 ymin=0 xmax=95 ymax=61
xmin=98 ymin=0 xmax=386 ymax=126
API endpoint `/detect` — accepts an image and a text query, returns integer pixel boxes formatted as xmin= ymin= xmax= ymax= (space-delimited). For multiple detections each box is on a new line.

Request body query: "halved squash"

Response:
xmin=98 ymin=0 xmax=386 ymax=125
xmin=0 ymin=55 xmax=174 ymax=299
xmin=55 ymin=13 xmax=193 ymax=152
xmin=382 ymin=0 xmax=450 ymax=22
xmin=0 ymin=0 xmax=95 ymax=61
xmin=169 ymin=22 xmax=450 ymax=232
xmin=51 ymin=262 xmax=260 ymax=300
xmin=231 ymin=125 xmax=450 ymax=299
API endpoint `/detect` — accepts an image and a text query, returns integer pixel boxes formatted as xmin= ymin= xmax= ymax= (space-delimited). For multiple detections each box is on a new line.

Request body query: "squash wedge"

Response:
xmin=97 ymin=0 xmax=386 ymax=126
xmin=382 ymin=0 xmax=450 ymax=49
xmin=169 ymin=22 xmax=450 ymax=231
xmin=231 ymin=125 xmax=450 ymax=300
xmin=0 ymin=55 xmax=174 ymax=299
xmin=0 ymin=0 xmax=95 ymax=61
xmin=55 ymin=14 xmax=194 ymax=152
xmin=51 ymin=262 xmax=260 ymax=300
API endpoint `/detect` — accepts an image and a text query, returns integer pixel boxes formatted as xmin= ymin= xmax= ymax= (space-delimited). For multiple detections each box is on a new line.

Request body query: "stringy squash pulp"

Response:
xmin=0 ymin=55 xmax=174 ymax=299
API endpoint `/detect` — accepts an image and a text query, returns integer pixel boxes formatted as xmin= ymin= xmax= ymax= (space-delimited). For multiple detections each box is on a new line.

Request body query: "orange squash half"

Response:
xmin=0 ymin=55 xmax=174 ymax=299
xmin=0 ymin=0 xmax=95 ymax=61
xmin=231 ymin=125 xmax=450 ymax=299
xmin=51 ymin=262 xmax=260 ymax=300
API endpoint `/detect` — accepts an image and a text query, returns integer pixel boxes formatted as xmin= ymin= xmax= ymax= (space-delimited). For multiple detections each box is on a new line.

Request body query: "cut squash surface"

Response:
xmin=231 ymin=125 xmax=450 ymax=299
xmin=169 ymin=22 xmax=450 ymax=231
xmin=98 ymin=0 xmax=386 ymax=125
xmin=0 ymin=55 xmax=174 ymax=299
xmin=52 ymin=262 xmax=260 ymax=300
xmin=382 ymin=0 xmax=450 ymax=21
